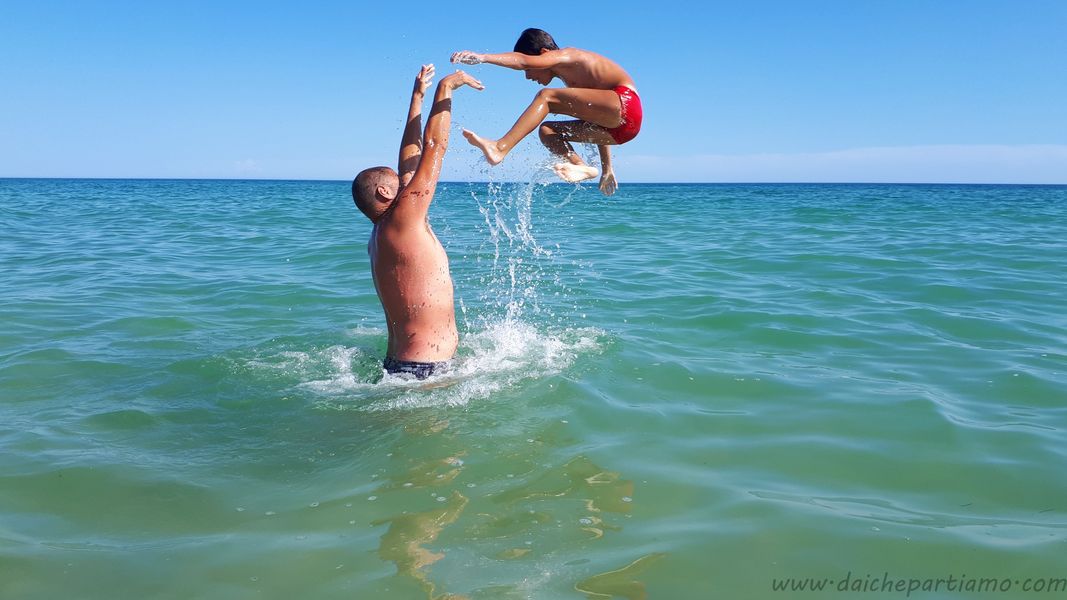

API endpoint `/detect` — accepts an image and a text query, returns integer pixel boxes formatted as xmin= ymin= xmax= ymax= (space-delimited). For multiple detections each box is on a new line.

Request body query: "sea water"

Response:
xmin=1 ymin=179 xmax=1066 ymax=598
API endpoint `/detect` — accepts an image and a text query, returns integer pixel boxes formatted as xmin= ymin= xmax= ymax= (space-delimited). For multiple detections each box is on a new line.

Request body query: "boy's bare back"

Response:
xmin=539 ymin=48 xmax=637 ymax=91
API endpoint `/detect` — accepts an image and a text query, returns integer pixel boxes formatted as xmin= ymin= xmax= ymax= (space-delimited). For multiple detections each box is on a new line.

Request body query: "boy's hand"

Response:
xmin=450 ymin=51 xmax=484 ymax=65
xmin=599 ymin=168 xmax=618 ymax=196
xmin=414 ymin=64 xmax=435 ymax=96
xmin=441 ymin=70 xmax=484 ymax=91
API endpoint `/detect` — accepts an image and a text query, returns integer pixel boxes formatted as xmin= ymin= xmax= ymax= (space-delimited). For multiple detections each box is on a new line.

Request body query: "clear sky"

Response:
xmin=2 ymin=1 xmax=1065 ymax=183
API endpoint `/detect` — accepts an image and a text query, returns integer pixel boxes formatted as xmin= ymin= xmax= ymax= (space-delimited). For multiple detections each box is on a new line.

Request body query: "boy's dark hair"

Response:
xmin=514 ymin=28 xmax=558 ymax=55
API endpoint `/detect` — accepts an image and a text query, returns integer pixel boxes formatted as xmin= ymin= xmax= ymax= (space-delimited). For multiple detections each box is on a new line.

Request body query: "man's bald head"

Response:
xmin=352 ymin=166 xmax=399 ymax=222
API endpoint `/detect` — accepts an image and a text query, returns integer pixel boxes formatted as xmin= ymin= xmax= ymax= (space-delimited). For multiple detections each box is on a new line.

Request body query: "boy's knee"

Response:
xmin=535 ymin=88 xmax=556 ymax=103
xmin=538 ymin=124 xmax=556 ymax=142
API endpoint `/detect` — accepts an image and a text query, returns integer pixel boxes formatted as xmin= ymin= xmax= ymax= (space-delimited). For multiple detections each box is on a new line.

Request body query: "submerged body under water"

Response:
xmin=1 ymin=178 xmax=1066 ymax=598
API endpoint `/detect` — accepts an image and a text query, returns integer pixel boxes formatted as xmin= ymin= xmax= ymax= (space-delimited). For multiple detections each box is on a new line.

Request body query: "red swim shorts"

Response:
xmin=606 ymin=86 xmax=643 ymax=144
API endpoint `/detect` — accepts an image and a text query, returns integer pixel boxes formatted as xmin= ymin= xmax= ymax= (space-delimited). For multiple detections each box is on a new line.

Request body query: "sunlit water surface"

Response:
xmin=1 ymin=179 xmax=1066 ymax=598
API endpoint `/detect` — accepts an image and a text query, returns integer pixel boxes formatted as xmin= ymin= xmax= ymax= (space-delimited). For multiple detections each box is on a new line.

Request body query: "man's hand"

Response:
xmin=599 ymin=168 xmax=618 ymax=196
xmin=440 ymin=70 xmax=484 ymax=91
xmin=399 ymin=64 xmax=436 ymax=186
xmin=413 ymin=64 xmax=435 ymax=96
xmin=450 ymin=51 xmax=484 ymax=65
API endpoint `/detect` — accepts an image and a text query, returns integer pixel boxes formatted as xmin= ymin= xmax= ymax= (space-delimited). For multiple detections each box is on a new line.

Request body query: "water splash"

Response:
xmin=468 ymin=178 xmax=569 ymax=324
xmin=289 ymin=321 xmax=600 ymax=411
xmin=365 ymin=323 xmax=601 ymax=410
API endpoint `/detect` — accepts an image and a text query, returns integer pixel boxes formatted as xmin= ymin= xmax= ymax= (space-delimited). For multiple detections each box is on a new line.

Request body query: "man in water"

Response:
xmin=452 ymin=28 xmax=643 ymax=196
xmin=351 ymin=64 xmax=483 ymax=379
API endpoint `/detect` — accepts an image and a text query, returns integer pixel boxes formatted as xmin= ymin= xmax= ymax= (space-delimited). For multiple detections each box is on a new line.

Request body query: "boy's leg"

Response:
xmin=464 ymin=87 xmax=622 ymax=165
xmin=539 ymin=119 xmax=617 ymax=162
xmin=538 ymin=120 xmax=617 ymax=182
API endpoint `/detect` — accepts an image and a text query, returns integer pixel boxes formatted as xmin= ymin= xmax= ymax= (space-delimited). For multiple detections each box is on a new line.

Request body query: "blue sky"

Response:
xmin=2 ymin=1 xmax=1065 ymax=183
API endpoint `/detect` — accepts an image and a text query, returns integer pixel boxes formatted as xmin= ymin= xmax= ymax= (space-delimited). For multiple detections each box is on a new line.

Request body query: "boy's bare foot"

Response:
xmin=462 ymin=130 xmax=504 ymax=165
xmin=553 ymin=162 xmax=599 ymax=183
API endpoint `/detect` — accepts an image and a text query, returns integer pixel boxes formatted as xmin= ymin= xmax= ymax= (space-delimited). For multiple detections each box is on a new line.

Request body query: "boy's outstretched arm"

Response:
xmin=397 ymin=64 xmax=435 ymax=188
xmin=390 ymin=70 xmax=484 ymax=225
xmin=451 ymin=49 xmax=569 ymax=71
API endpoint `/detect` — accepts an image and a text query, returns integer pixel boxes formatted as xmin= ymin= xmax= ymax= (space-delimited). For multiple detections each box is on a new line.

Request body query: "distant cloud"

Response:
xmin=618 ymin=145 xmax=1067 ymax=184
xmin=233 ymin=159 xmax=262 ymax=174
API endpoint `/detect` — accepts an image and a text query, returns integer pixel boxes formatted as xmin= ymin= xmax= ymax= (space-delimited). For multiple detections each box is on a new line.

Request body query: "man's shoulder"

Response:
xmin=397 ymin=176 xmax=439 ymax=203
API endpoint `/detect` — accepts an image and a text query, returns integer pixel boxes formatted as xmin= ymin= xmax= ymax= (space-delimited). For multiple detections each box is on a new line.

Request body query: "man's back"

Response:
xmin=369 ymin=212 xmax=458 ymax=363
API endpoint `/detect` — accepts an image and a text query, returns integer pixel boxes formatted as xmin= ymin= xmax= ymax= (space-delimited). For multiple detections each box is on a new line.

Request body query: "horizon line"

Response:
xmin=2 ymin=177 xmax=1066 ymax=187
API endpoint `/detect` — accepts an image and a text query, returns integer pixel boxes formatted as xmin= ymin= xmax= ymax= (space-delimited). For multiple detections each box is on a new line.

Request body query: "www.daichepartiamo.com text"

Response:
xmin=772 ymin=571 xmax=1067 ymax=595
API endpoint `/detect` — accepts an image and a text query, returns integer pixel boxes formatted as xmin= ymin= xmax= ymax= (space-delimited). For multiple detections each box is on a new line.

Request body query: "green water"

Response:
xmin=1 ymin=179 xmax=1065 ymax=598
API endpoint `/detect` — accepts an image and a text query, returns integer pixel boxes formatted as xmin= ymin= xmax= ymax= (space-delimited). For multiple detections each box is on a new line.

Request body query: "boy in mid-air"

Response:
xmin=451 ymin=28 xmax=642 ymax=196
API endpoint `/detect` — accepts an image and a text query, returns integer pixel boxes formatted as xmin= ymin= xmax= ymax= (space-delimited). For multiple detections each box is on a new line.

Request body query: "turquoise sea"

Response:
xmin=2 ymin=178 xmax=1066 ymax=599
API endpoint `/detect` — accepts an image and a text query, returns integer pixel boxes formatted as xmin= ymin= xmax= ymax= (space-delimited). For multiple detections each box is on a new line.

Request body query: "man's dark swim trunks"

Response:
xmin=383 ymin=356 xmax=450 ymax=380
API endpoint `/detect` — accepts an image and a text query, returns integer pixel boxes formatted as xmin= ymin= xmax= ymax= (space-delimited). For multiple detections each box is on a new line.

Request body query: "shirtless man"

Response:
xmin=452 ymin=28 xmax=643 ymax=196
xmin=351 ymin=65 xmax=483 ymax=379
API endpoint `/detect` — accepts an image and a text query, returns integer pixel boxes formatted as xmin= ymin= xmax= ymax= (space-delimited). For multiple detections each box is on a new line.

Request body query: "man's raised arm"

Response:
xmin=397 ymin=64 xmax=435 ymax=188
xmin=389 ymin=70 xmax=483 ymax=223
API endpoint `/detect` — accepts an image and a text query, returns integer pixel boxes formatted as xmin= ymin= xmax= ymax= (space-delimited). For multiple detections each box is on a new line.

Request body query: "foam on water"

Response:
xmin=303 ymin=321 xmax=602 ymax=410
